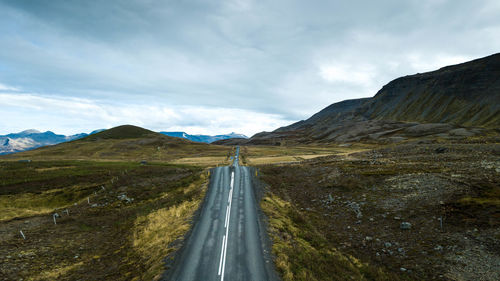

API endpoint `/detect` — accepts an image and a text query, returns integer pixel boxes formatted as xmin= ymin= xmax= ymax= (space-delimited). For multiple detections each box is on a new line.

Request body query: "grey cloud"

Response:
xmin=0 ymin=0 xmax=499 ymax=132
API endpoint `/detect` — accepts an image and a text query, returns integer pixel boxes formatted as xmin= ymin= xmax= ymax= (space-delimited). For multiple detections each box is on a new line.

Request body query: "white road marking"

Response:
xmin=219 ymin=171 xmax=235 ymax=280
xmin=218 ymin=235 xmax=226 ymax=275
xmin=224 ymin=205 xmax=230 ymax=227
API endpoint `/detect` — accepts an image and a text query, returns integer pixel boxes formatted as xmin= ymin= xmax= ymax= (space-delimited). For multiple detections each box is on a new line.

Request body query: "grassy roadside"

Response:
xmin=132 ymin=173 xmax=208 ymax=280
xmin=261 ymin=193 xmax=410 ymax=281
xmin=0 ymin=160 xmax=209 ymax=280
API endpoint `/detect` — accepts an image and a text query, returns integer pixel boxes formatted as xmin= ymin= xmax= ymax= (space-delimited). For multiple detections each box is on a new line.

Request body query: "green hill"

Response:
xmin=84 ymin=125 xmax=160 ymax=140
xmin=2 ymin=125 xmax=230 ymax=162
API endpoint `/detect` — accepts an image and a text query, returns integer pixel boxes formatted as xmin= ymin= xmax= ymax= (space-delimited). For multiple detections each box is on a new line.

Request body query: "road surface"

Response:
xmin=164 ymin=147 xmax=278 ymax=281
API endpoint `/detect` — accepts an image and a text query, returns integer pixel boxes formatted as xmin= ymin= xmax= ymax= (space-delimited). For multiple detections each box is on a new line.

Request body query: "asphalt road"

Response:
xmin=164 ymin=147 xmax=278 ymax=281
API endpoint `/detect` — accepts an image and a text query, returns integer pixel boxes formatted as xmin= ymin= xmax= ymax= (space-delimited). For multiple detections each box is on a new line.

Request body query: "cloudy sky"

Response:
xmin=1 ymin=0 xmax=499 ymax=136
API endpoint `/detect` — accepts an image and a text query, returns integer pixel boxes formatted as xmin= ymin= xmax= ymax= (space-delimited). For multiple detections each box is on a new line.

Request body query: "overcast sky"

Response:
xmin=1 ymin=0 xmax=499 ymax=136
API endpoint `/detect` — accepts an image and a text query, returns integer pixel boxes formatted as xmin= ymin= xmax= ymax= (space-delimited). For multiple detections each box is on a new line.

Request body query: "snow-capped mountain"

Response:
xmin=0 ymin=129 xmax=102 ymax=155
xmin=0 ymin=128 xmax=247 ymax=155
xmin=159 ymin=132 xmax=248 ymax=143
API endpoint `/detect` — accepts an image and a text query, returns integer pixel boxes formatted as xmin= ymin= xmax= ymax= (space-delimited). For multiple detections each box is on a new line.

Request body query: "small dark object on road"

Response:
xmin=435 ymin=147 xmax=447 ymax=154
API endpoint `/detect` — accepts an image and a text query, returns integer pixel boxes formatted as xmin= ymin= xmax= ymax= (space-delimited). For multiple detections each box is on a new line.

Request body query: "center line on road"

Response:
xmin=218 ymin=234 xmax=226 ymax=275
xmin=218 ymin=171 xmax=235 ymax=281
xmin=224 ymin=205 xmax=230 ymax=227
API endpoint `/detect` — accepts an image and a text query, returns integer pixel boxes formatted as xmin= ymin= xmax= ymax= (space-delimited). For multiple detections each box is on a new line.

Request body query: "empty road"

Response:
xmin=164 ymin=147 xmax=278 ymax=281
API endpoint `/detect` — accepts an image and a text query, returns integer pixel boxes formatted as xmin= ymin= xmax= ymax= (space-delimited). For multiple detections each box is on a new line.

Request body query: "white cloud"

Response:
xmin=406 ymin=53 xmax=472 ymax=73
xmin=319 ymin=63 xmax=376 ymax=86
xmin=0 ymin=0 xmax=499 ymax=135
xmin=0 ymin=83 xmax=19 ymax=91
xmin=0 ymin=92 xmax=290 ymax=137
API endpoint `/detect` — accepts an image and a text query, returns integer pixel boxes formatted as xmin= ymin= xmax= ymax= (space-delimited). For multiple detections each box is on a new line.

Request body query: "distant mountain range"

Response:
xmin=159 ymin=132 xmax=247 ymax=143
xmin=215 ymin=53 xmax=500 ymax=145
xmin=0 ymin=129 xmax=103 ymax=155
xmin=0 ymin=129 xmax=247 ymax=155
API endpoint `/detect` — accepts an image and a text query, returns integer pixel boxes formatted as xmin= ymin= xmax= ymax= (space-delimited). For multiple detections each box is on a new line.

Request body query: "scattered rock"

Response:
xmin=117 ymin=194 xmax=134 ymax=203
xmin=347 ymin=201 xmax=362 ymax=218
xmin=385 ymin=242 xmax=392 ymax=248
xmin=434 ymin=245 xmax=444 ymax=251
xmin=435 ymin=147 xmax=448 ymax=154
xmin=400 ymin=222 xmax=412 ymax=230
xmin=400 ymin=267 xmax=407 ymax=272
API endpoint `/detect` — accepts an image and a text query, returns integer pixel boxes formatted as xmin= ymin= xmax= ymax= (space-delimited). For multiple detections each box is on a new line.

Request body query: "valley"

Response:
xmin=1 ymin=54 xmax=499 ymax=281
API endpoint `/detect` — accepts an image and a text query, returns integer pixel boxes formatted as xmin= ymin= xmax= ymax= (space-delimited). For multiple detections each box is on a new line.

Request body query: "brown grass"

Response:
xmin=241 ymin=144 xmax=373 ymax=165
xmin=261 ymin=193 xmax=407 ymax=281
xmin=132 ymin=175 xmax=208 ymax=280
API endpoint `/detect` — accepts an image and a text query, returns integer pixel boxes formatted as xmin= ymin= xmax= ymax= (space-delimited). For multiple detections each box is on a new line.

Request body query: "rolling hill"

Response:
xmin=2 ymin=125 xmax=231 ymax=162
xmin=0 ymin=127 xmax=246 ymax=155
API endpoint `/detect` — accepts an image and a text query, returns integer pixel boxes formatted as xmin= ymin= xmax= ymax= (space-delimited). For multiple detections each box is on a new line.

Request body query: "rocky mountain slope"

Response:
xmin=361 ymin=53 xmax=500 ymax=127
xmin=232 ymin=53 xmax=500 ymax=145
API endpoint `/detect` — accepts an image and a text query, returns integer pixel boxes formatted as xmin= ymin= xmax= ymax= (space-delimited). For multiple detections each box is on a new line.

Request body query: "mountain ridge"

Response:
xmin=0 ymin=127 xmax=247 ymax=155
xmin=219 ymin=53 xmax=500 ymax=145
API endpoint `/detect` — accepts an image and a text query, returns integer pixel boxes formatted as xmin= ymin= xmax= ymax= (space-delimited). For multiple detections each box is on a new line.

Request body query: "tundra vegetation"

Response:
xmin=0 ymin=160 xmax=210 ymax=280
xmin=252 ymin=138 xmax=500 ymax=281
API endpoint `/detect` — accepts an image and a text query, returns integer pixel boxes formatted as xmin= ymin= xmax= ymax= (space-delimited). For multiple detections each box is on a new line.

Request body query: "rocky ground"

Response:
xmin=258 ymin=140 xmax=500 ymax=280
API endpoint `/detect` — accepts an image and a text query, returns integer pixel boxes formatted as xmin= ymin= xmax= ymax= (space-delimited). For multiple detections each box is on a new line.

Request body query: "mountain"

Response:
xmin=0 ymin=129 xmax=98 ymax=155
xmin=0 ymin=126 xmax=246 ymax=155
xmin=159 ymin=131 xmax=248 ymax=143
xmin=229 ymin=53 xmax=500 ymax=145
xmin=2 ymin=125 xmax=229 ymax=161
xmin=360 ymin=53 xmax=500 ymax=127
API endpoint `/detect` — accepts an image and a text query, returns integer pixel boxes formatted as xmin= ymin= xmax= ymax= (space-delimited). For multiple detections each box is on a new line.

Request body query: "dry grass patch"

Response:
xmin=241 ymin=144 xmax=375 ymax=165
xmin=261 ymin=193 xmax=406 ymax=281
xmin=0 ymin=160 xmax=205 ymax=280
xmin=0 ymin=184 xmax=97 ymax=222
xmin=132 ymin=175 xmax=208 ymax=280
xmin=248 ymin=154 xmax=334 ymax=165
xmin=30 ymin=262 xmax=84 ymax=281
xmin=171 ymin=156 xmax=229 ymax=167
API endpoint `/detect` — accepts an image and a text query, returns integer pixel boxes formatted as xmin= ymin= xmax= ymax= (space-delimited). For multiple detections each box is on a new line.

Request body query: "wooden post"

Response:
xmin=20 ymin=230 xmax=26 ymax=240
